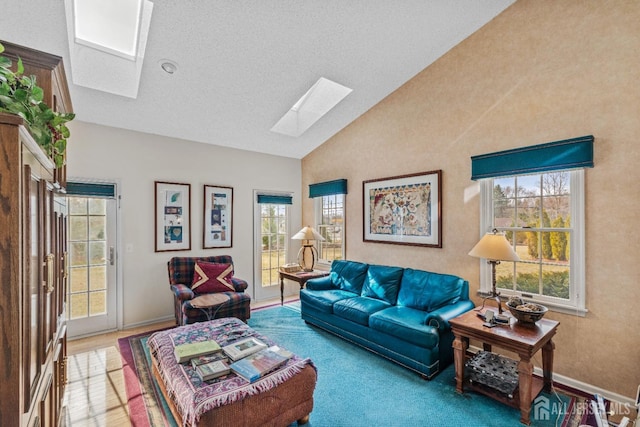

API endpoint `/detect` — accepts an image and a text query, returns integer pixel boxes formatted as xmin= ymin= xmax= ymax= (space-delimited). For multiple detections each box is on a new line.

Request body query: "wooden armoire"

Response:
xmin=0 ymin=41 xmax=73 ymax=427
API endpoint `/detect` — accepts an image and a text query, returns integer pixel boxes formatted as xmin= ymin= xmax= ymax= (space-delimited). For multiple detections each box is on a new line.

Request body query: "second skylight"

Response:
xmin=271 ymin=77 xmax=352 ymax=137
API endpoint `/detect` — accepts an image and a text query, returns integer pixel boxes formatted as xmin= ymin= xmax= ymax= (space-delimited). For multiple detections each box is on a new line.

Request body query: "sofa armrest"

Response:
xmin=306 ymin=275 xmax=335 ymax=290
xmin=231 ymin=277 xmax=249 ymax=292
xmin=171 ymin=284 xmax=194 ymax=301
xmin=425 ymin=300 xmax=475 ymax=332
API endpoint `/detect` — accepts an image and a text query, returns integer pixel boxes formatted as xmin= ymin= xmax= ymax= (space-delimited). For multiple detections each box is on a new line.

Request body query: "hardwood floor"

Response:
xmin=61 ymin=296 xmax=294 ymax=426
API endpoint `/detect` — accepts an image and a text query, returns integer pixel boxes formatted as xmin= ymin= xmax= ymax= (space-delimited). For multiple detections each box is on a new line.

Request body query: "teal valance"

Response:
xmin=257 ymin=194 xmax=293 ymax=205
xmin=309 ymin=179 xmax=348 ymax=198
xmin=66 ymin=181 xmax=116 ymax=198
xmin=470 ymin=135 xmax=594 ymax=180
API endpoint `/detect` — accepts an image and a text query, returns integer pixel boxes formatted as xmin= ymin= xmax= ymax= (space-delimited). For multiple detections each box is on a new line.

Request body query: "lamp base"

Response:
xmin=297 ymin=245 xmax=317 ymax=272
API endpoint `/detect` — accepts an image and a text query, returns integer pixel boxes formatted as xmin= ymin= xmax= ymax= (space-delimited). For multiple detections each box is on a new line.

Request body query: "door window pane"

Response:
xmin=89 ymin=291 xmax=107 ymax=316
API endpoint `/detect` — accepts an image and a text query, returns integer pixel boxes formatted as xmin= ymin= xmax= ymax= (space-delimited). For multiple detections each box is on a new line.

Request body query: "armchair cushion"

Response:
xmin=168 ymin=255 xmax=235 ymax=287
xmin=191 ymin=261 xmax=235 ymax=294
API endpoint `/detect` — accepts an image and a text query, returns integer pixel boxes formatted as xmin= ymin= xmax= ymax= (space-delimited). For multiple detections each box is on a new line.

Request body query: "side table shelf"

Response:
xmin=466 ymin=351 xmax=519 ymax=398
xmin=467 ymin=376 xmax=547 ymax=413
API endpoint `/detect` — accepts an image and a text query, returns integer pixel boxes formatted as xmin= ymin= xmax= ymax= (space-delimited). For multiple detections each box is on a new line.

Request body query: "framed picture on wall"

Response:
xmin=363 ymin=170 xmax=442 ymax=248
xmin=203 ymin=185 xmax=233 ymax=248
xmin=155 ymin=181 xmax=191 ymax=252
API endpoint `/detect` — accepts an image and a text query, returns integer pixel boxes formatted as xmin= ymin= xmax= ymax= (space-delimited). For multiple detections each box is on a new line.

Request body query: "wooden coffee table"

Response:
xmin=449 ymin=309 xmax=559 ymax=425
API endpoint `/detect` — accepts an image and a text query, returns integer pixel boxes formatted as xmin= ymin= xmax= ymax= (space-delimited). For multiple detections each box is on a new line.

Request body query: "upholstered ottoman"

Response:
xmin=148 ymin=317 xmax=316 ymax=426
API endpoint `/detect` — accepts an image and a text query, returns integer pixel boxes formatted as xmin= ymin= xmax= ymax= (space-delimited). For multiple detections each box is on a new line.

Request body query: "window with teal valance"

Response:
xmin=308 ymin=179 xmax=348 ymax=198
xmin=66 ymin=181 xmax=116 ymax=198
xmin=470 ymin=135 xmax=594 ymax=180
xmin=257 ymin=194 xmax=293 ymax=205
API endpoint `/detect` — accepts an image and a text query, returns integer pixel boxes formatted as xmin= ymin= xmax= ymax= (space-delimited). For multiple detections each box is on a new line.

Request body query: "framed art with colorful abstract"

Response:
xmin=155 ymin=181 xmax=191 ymax=252
xmin=203 ymin=184 xmax=233 ymax=248
xmin=363 ymin=170 xmax=442 ymax=247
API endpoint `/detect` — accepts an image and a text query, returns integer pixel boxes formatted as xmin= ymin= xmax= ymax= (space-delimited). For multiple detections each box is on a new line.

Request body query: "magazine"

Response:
xmin=174 ymin=339 xmax=221 ymax=363
xmin=230 ymin=346 xmax=293 ymax=383
xmin=222 ymin=337 xmax=267 ymax=361
xmin=195 ymin=359 xmax=231 ymax=381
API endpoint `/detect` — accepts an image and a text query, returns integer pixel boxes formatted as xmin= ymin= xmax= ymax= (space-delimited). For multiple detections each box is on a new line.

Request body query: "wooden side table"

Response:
xmin=449 ymin=310 xmax=559 ymax=425
xmin=278 ymin=269 xmax=329 ymax=305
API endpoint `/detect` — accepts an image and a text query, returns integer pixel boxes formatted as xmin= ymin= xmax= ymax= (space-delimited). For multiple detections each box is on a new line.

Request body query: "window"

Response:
xmin=309 ymin=179 xmax=347 ymax=267
xmin=479 ymin=170 xmax=586 ymax=314
xmin=314 ymin=194 xmax=345 ymax=265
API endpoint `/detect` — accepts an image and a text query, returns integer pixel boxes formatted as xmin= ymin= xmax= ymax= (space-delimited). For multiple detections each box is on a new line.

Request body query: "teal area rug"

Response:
xmin=119 ymin=303 xmax=591 ymax=427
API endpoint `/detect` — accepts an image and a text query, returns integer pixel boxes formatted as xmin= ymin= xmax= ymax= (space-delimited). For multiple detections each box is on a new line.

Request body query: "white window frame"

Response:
xmin=314 ymin=194 xmax=345 ymax=268
xmin=478 ymin=169 xmax=586 ymax=316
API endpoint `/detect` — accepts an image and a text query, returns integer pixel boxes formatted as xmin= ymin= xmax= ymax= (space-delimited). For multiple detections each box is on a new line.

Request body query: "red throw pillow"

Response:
xmin=191 ymin=262 xmax=235 ymax=294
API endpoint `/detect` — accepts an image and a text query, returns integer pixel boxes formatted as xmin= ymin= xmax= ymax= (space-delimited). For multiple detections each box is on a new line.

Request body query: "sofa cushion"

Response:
xmin=299 ymin=289 xmax=357 ymax=314
xmin=397 ymin=269 xmax=464 ymax=312
xmin=191 ymin=262 xmax=235 ymax=294
xmin=330 ymin=260 xmax=369 ymax=294
xmin=333 ymin=296 xmax=391 ymax=326
xmin=369 ymin=306 xmax=439 ymax=349
xmin=361 ymin=265 xmax=404 ymax=305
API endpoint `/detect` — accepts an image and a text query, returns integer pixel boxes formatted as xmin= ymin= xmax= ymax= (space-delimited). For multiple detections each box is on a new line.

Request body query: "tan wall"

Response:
xmin=302 ymin=0 xmax=640 ymax=398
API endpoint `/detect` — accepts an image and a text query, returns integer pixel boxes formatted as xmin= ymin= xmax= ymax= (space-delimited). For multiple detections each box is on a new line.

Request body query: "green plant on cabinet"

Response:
xmin=0 ymin=42 xmax=74 ymax=167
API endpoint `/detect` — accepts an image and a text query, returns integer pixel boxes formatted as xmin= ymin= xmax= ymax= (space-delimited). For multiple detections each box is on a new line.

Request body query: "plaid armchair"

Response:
xmin=167 ymin=255 xmax=251 ymax=325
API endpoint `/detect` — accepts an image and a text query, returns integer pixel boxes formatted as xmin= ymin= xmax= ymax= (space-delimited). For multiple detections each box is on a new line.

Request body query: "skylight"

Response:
xmin=74 ymin=0 xmax=142 ymax=61
xmin=64 ymin=0 xmax=153 ymax=98
xmin=271 ymin=77 xmax=353 ymax=137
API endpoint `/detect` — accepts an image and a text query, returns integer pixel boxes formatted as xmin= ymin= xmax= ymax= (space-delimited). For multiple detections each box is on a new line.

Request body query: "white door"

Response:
xmin=253 ymin=191 xmax=292 ymax=301
xmin=66 ymin=195 xmax=118 ymax=338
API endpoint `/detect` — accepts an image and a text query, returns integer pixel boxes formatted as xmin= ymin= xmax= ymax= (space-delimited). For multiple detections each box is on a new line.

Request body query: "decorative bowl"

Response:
xmin=505 ymin=298 xmax=548 ymax=324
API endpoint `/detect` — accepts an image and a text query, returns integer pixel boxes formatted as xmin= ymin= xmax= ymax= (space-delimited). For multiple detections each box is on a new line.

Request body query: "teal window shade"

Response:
xmin=257 ymin=194 xmax=292 ymax=205
xmin=66 ymin=181 xmax=116 ymax=198
xmin=471 ymin=135 xmax=594 ymax=180
xmin=309 ymin=179 xmax=348 ymax=198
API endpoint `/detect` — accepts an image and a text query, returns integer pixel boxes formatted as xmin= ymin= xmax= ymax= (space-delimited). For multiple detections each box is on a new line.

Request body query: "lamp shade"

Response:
xmin=292 ymin=226 xmax=325 ymax=241
xmin=468 ymin=230 xmax=520 ymax=262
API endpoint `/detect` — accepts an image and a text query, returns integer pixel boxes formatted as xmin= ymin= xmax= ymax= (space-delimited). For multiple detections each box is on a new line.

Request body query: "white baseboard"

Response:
xmin=123 ymin=314 xmax=175 ymax=330
xmin=468 ymin=345 xmax=636 ymax=406
xmin=537 ymin=367 xmax=636 ymax=407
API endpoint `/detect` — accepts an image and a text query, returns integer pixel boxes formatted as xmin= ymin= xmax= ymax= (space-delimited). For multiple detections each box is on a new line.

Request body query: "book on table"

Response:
xmin=174 ymin=339 xmax=221 ymax=363
xmin=190 ymin=352 xmax=228 ymax=369
xmin=195 ymin=359 xmax=231 ymax=381
xmin=230 ymin=346 xmax=293 ymax=383
xmin=222 ymin=337 xmax=267 ymax=361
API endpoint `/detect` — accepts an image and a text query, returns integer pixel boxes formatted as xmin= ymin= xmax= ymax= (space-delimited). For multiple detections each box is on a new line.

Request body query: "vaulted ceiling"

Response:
xmin=2 ymin=1 xmax=515 ymax=158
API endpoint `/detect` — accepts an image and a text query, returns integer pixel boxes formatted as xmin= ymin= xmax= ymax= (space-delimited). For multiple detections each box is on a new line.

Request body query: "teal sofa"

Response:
xmin=300 ymin=260 xmax=475 ymax=379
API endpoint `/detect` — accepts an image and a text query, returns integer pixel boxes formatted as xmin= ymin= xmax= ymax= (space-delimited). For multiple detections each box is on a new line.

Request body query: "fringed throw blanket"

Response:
xmin=147 ymin=317 xmax=314 ymax=426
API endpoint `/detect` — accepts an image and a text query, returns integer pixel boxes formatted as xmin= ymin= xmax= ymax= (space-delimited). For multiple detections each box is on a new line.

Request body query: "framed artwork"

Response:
xmin=363 ymin=170 xmax=442 ymax=248
xmin=203 ymin=185 xmax=233 ymax=248
xmin=155 ymin=181 xmax=191 ymax=252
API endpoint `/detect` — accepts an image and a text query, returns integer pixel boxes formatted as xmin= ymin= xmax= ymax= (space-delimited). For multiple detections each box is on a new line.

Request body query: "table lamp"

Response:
xmin=292 ymin=226 xmax=325 ymax=271
xmin=468 ymin=228 xmax=520 ymax=314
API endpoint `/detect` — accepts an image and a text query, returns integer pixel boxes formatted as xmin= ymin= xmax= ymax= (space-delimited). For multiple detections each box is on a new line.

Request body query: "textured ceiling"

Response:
xmin=1 ymin=0 xmax=515 ymax=159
